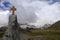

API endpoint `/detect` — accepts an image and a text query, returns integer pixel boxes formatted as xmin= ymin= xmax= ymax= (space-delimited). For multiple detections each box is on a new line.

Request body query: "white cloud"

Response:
xmin=0 ymin=10 xmax=9 ymax=27
xmin=0 ymin=0 xmax=4 ymax=7
xmin=34 ymin=2 xmax=60 ymax=26
xmin=0 ymin=0 xmax=60 ymax=27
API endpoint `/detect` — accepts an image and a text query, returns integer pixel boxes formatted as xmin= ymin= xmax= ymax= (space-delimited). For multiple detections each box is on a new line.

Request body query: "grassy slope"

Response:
xmin=0 ymin=21 xmax=60 ymax=40
xmin=24 ymin=29 xmax=60 ymax=40
xmin=47 ymin=21 xmax=60 ymax=30
xmin=23 ymin=21 xmax=60 ymax=40
xmin=0 ymin=29 xmax=60 ymax=40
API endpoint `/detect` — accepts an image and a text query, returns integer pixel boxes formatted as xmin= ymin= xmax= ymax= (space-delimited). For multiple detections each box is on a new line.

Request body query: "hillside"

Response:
xmin=0 ymin=26 xmax=7 ymax=38
xmin=0 ymin=23 xmax=60 ymax=40
xmin=47 ymin=21 xmax=60 ymax=30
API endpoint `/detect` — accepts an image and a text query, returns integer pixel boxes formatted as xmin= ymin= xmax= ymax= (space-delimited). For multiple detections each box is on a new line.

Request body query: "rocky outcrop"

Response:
xmin=2 ymin=15 xmax=20 ymax=40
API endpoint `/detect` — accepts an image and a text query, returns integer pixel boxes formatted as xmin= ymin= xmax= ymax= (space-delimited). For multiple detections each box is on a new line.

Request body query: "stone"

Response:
xmin=2 ymin=6 xmax=20 ymax=40
xmin=2 ymin=15 xmax=20 ymax=40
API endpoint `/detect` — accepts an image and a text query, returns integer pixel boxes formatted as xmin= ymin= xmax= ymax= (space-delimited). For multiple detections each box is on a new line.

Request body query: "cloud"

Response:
xmin=34 ymin=2 xmax=60 ymax=26
xmin=8 ymin=0 xmax=38 ymax=23
xmin=0 ymin=0 xmax=10 ymax=10
xmin=0 ymin=0 xmax=60 ymax=27
xmin=8 ymin=0 xmax=60 ymax=26
xmin=0 ymin=10 xmax=9 ymax=27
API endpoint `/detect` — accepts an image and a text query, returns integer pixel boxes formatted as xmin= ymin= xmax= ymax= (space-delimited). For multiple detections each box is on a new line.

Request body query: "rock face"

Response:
xmin=2 ymin=15 xmax=20 ymax=40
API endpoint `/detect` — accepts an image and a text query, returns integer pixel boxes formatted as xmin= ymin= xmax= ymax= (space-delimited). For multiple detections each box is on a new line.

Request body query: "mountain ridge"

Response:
xmin=47 ymin=20 xmax=60 ymax=30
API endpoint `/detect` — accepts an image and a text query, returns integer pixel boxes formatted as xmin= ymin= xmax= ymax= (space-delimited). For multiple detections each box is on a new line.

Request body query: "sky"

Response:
xmin=0 ymin=0 xmax=60 ymax=27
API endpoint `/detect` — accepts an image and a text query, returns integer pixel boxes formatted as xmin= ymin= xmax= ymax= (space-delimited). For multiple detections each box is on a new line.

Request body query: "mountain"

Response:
xmin=47 ymin=20 xmax=60 ymax=30
xmin=20 ymin=23 xmax=36 ymax=29
xmin=41 ymin=24 xmax=51 ymax=29
xmin=0 ymin=26 xmax=7 ymax=32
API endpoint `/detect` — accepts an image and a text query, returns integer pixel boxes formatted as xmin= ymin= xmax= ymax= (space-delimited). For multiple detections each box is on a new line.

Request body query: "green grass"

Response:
xmin=0 ymin=32 xmax=5 ymax=38
xmin=0 ymin=27 xmax=60 ymax=40
xmin=23 ymin=29 xmax=60 ymax=40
